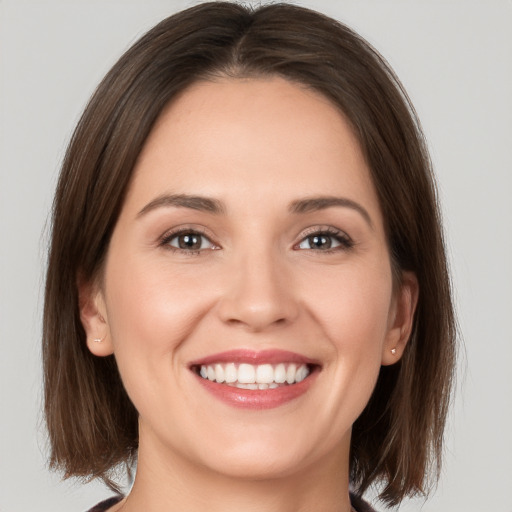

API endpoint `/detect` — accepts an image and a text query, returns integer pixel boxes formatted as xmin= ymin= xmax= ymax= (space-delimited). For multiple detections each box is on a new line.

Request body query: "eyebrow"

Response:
xmin=137 ymin=194 xmax=225 ymax=217
xmin=137 ymin=193 xmax=372 ymax=228
xmin=289 ymin=196 xmax=373 ymax=228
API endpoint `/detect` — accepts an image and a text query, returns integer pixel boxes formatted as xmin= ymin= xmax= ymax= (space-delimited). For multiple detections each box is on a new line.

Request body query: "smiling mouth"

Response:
xmin=192 ymin=362 xmax=315 ymax=389
xmin=189 ymin=350 xmax=320 ymax=408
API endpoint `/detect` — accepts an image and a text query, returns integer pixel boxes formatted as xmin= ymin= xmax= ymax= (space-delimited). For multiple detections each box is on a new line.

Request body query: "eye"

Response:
xmin=296 ymin=229 xmax=353 ymax=251
xmin=163 ymin=230 xmax=217 ymax=252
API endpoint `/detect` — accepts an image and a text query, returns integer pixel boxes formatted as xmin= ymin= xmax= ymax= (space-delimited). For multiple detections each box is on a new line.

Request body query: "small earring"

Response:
xmin=391 ymin=348 xmax=397 ymax=355
xmin=93 ymin=335 xmax=106 ymax=343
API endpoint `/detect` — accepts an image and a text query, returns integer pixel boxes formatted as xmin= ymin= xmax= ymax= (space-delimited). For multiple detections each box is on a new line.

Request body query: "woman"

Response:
xmin=42 ymin=3 xmax=456 ymax=511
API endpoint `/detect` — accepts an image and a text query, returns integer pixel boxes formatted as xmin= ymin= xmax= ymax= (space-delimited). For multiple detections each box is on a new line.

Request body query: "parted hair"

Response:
xmin=43 ymin=2 xmax=456 ymax=506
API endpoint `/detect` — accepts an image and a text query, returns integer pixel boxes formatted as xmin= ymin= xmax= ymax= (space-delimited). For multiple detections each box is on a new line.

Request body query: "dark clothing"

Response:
xmin=87 ymin=493 xmax=377 ymax=511
xmin=87 ymin=496 xmax=123 ymax=512
xmin=350 ymin=492 xmax=378 ymax=512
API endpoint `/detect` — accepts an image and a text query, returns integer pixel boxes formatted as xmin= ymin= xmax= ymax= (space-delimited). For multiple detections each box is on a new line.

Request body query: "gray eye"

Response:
xmin=298 ymin=234 xmax=341 ymax=250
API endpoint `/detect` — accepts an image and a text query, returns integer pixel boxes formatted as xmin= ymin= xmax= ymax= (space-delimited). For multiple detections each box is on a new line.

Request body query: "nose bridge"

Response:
xmin=218 ymin=241 xmax=298 ymax=330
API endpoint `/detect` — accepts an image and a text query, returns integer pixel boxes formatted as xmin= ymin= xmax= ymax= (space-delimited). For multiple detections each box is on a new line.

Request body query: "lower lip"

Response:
xmin=194 ymin=372 xmax=317 ymax=410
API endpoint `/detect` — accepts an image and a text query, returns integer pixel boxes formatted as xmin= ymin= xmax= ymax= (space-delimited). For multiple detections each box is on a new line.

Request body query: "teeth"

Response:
xmin=256 ymin=364 xmax=274 ymax=384
xmin=225 ymin=363 xmax=237 ymax=383
xmin=296 ymin=365 xmax=309 ymax=382
xmin=214 ymin=364 xmax=225 ymax=383
xmin=286 ymin=364 xmax=297 ymax=384
xmin=198 ymin=362 xmax=311 ymax=387
xmin=275 ymin=363 xmax=286 ymax=383
xmin=238 ymin=363 xmax=255 ymax=384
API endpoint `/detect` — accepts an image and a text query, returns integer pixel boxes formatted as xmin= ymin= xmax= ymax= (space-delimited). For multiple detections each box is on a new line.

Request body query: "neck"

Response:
xmin=120 ymin=427 xmax=353 ymax=512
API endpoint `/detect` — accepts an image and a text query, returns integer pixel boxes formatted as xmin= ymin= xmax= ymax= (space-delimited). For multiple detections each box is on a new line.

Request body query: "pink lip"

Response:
xmin=189 ymin=349 xmax=319 ymax=366
xmin=189 ymin=349 xmax=320 ymax=410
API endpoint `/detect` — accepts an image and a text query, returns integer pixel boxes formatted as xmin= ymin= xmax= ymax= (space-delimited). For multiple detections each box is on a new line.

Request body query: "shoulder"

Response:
xmin=350 ymin=492 xmax=379 ymax=512
xmin=86 ymin=496 xmax=124 ymax=512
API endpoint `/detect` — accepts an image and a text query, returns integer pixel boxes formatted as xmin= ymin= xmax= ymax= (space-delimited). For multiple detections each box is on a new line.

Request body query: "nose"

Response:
xmin=217 ymin=249 xmax=299 ymax=332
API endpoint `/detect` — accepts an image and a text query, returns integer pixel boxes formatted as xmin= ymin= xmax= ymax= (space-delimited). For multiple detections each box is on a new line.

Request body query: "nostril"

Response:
xmin=222 ymin=313 xmax=290 ymax=331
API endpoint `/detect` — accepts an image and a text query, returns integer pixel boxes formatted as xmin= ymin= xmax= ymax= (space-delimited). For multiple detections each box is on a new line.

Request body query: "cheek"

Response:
xmin=306 ymin=260 xmax=393 ymax=352
xmin=102 ymin=252 xmax=217 ymax=402
xmin=105 ymin=254 xmax=212 ymax=348
xmin=304 ymin=261 xmax=393 ymax=416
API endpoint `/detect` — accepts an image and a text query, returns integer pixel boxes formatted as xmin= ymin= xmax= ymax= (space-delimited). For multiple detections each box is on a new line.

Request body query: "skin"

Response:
xmin=80 ymin=77 xmax=418 ymax=512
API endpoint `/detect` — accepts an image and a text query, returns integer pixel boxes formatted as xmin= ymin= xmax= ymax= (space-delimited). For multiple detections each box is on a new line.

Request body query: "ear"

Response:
xmin=381 ymin=271 xmax=419 ymax=366
xmin=78 ymin=276 xmax=114 ymax=357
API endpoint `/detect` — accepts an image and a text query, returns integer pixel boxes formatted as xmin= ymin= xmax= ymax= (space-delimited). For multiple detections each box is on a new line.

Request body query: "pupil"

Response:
xmin=310 ymin=235 xmax=331 ymax=249
xmin=179 ymin=234 xmax=200 ymax=250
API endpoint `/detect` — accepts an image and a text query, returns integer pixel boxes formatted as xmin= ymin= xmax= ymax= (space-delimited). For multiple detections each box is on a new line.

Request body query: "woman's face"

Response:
xmin=84 ymin=77 xmax=416 ymax=481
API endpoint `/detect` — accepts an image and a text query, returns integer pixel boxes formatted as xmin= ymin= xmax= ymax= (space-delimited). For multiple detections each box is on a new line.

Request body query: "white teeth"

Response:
xmin=274 ymin=363 xmax=286 ymax=383
xmin=225 ymin=363 xmax=237 ymax=383
xmin=286 ymin=364 xmax=297 ymax=384
xmin=198 ymin=362 xmax=311 ymax=387
xmin=238 ymin=363 xmax=256 ymax=384
xmin=256 ymin=364 xmax=274 ymax=384
xmin=236 ymin=382 xmax=258 ymax=390
xmin=296 ymin=365 xmax=309 ymax=382
xmin=214 ymin=364 xmax=225 ymax=383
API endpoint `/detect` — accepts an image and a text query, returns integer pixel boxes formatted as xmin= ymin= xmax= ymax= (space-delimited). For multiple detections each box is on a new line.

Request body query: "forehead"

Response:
xmin=126 ymin=77 xmax=381 ymax=222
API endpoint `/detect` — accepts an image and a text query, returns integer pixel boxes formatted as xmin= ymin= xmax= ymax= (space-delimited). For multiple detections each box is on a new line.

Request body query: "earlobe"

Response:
xmin=381 ymin=271 xmax=419 ymax=366
xmin=78 ymin=278 xmax=114 ymax=357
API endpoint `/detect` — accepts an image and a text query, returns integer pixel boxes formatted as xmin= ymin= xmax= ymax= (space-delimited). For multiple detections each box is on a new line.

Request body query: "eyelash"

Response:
xmin=294 ymin=226 xmax=354 ymax=253
xmin=159 ymin=226 xmax=354 ymax=255
xmin=160 ymin=227 xmax=218 ymax=256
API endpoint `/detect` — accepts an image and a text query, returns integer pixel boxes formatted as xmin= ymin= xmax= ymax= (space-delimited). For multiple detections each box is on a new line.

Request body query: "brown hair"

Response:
xmin=43 ymin=2 xmax=456 ymax=506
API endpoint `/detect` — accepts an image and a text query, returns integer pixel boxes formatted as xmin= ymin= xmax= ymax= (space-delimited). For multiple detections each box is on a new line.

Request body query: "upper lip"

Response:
xmin=189 ymin=349 xmax=320 ymax=367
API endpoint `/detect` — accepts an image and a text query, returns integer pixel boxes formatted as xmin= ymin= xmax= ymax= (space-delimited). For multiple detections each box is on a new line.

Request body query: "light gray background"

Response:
xmin=1 ymin=1 xmax=511 ymax=511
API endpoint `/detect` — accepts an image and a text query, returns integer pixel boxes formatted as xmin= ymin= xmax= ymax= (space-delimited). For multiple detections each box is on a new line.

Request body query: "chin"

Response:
xmin=191 ymin=424 xmax=333 ymax=482
xmin=205 ymin=450 xmax=310 ymax=481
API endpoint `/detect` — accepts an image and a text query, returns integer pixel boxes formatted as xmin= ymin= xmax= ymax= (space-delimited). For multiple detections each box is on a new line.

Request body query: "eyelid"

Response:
xmin=157 ymin=224 xmax=353 ymax=253
xmin=159 ymin=225 xmax=219 ymax=252
xmin=298 ymin=225 xmax=352 ymax=241
xmin=293 ymin=225 xmax=354 ymax=251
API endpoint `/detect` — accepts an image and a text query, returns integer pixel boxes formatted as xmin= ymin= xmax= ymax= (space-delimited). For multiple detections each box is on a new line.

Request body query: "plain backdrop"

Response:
xmin=1 ymin=1 xmax=511 ymax=511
